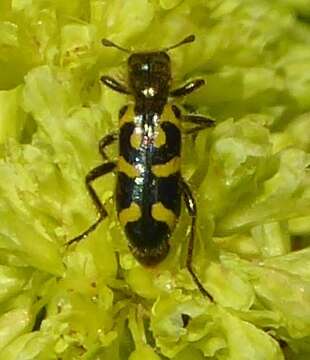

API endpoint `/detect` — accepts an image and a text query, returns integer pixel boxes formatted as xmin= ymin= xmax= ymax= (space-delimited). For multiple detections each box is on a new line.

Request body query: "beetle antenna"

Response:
xmin=163 ymin=34 xmax=196 ymax=52
xmin=101 ymin=39 xmax=131 ymax=53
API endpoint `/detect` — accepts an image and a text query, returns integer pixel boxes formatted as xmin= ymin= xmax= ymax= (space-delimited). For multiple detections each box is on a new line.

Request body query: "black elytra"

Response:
xmin=67 ymin=35 xmax=215 ymax=300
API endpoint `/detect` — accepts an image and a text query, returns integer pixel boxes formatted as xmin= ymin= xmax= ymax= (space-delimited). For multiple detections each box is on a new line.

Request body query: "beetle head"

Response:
xmin=128 ymin=51 xmax=171 ymax=100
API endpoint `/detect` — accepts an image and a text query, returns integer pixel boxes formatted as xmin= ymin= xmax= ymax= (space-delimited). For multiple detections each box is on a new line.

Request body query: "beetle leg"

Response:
xmin=99 ymin=131 xmax=118 ymax=160
xmin=180 ymin=178 xmax=213 ymax=301
xmin=182 ymin=114 xmax=215 ymax=135
xmin=66 ymin=162 xmax=116 ymax=246
xmin=170 ymin=79 xmax=205 ymax=97
xmin=101 ymin=76 xmax=131 ymax=94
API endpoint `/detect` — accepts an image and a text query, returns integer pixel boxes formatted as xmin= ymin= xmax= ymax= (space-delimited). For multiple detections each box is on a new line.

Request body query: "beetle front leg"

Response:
xmin=101 ymin=76 xmax=131 ymax=95
xmin=170 ymin=79 xmax=205 ymax=97
xmin=66 ymin=162 xmax=116 ymax=246
xmin=180 ymin=178 xmax=213 ymax=301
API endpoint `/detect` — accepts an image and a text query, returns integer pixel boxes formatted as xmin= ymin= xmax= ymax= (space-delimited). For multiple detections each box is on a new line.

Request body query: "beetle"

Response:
xmin=67 ymin=35 xmax=215 ymax=300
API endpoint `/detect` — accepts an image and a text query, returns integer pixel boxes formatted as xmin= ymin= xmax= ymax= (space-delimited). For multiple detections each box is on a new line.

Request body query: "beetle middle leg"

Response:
xmin=99 ymin=131 xmax=118 ymax=160
xmin=66 ymin=162 xmax=116 ymax=246
xmin=182 ymin=114 xmax=215 ymax=135
xmin=180 ymin=178 xmax=213 ymax=301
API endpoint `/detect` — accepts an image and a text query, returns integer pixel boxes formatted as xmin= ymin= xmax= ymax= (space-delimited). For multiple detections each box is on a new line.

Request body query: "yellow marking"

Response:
xmin=152 ymin=156 xmax=181 ymax=177
xmin=154 ymin=125 xmax=166 ymax=148
xmin=130 ymin=129 xmax=142 ymax=149
xmin=118 ymin=156 xmax=140 ymax=178
xmin=160 ymin=104 xmax=181 ymax=128
xmin=151 ymin=202 xmax=176 ymax=230
xmin=119 ymin=202 xmax=141 ymax=227
xmin=119 ymin=104 xmax=135 ymax=126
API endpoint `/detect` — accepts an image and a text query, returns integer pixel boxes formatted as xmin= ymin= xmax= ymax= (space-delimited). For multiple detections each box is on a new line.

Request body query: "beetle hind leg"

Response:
xmin=180 ymin=178 xmax=213 ymax=301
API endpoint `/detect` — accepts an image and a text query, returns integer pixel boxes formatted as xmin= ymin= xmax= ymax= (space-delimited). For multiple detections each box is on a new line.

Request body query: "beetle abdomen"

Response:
xmin=116 ymin=104 xmax=182 ymax=265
